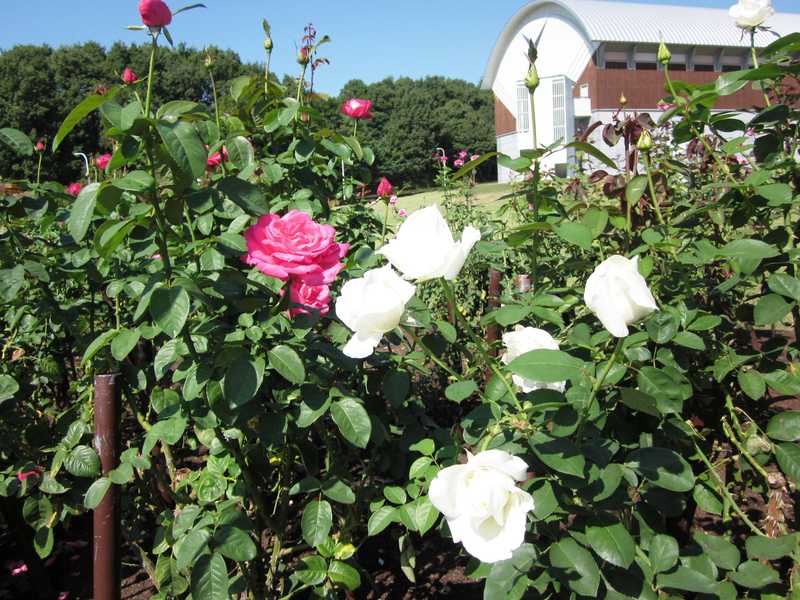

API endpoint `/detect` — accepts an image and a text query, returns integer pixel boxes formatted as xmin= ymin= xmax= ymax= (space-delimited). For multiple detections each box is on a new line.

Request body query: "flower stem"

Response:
xmin=379 ymin=199 xmax=390 ymax=248
xmin=207 ymin=64 xmax=226 ymax=175
xmin=35 ymin=152 xmax=43 ymax=186
xmin=750 ymin=29 xmax=771 ymax=107
xmin=577 ymin=337 xmax=624 ymax=438
xmin=642 ymin=152 xmax=665 ymax=225
xmin=144 ymin=35 xmax=158 ymax=119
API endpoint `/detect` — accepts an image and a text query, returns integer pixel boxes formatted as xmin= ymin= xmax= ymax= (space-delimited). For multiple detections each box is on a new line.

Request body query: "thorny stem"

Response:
xmin=642 ymin=152 xmax=666 ymax=225
xmin=578 ymin=337 xmax=624 ymax=438
xmin=379 ymin=199 xmax=390 ymax=247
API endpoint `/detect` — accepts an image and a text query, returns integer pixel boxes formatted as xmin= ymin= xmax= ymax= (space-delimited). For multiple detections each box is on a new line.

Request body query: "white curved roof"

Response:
xmin=482 ymin=0 xmax=800 ymax=88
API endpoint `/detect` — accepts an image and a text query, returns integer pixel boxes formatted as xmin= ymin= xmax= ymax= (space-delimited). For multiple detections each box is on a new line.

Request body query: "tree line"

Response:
xmin=0 ymin=43 xmax=496 ymax=187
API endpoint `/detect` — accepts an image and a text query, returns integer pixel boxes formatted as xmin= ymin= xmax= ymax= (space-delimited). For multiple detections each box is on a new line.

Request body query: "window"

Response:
xmin=694 ymin=64 xmax=715 ymax=72
xmin=605 ymin=61 xmax=628 ymax=69
xmin=579 ymin=84 xmax=589 ymax=98
xmin=722 ymin=64 xmax=740 ymax=72
xmin=516 ymin=84 xmax=530 ymax=133
xmin=552 ymin=78 xmax=566 ymax=143
xmin=669 ymin=63 xmax=686 ymax=71
xmin=636 ymin=62 xmax=657 ymax=70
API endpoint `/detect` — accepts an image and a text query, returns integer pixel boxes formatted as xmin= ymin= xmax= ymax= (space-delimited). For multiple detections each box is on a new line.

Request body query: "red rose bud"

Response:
xmin=297 ymin=47 xmax=310 ymax=65
xmin=95 ymin=154 xmax=112 ymax=170
xmin=122 ymin=68 xmax=138 ymax=84
xmin=340 ymin=98 xmax=373 ymax=120
xmin=139 ymin=0 xmax=172 ymax=27
xmin=376 ymin=177 xmax=393 ymax=198
xmin=35 ymin=141 xmax=45 ymax=152
xmin=66 ymin=183 xmax=82 ymax=197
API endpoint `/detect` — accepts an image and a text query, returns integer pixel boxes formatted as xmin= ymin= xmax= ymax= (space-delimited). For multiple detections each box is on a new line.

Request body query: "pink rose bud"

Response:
xmin=389 ymin=195 xmax=398 ymax=206
xmin=9 ymin=561 xmax=28 ymax=576
xmin=289 ymin=279 xmax=331 ymax=318
xmin=35 ymin=141 xmax=45 ymax=152
xmin=122 ymin=68 xmax=139 ymax=85
xmin=746 ymin=127 xmax=756 ymax=137
xmin=67 ymin=183 xmax=82 ymax=197
xmin=376 ymin=177 xmax=393 ymax=198
xmin=453 ymin=159 xmax=464 ymax=168
xmin=340 ymin=98 xmax=373 ymax=120
xmin=397 ymin=209 xmax=408 ymax=218
xmin=243 ymin=210 xmax=349 ymax=286
xmin=95 ymin=154 xmax=112 ymax=170
xmin=206 ymin=147 xmax=228 ymax=169
xmin=17 ymin=469 xmax=40 ymax=482
xmin=438 ymin=155 xmax=448 ymax=165
xmin=458 ymin=150 xmax=468 ymax=159
xmin=471 ymin=154 xmax=480 ymax=161
xmin=151 ymin=253 xmax=162 ymax=260
xmin=139 ymin=0 xmax=172 ymax=27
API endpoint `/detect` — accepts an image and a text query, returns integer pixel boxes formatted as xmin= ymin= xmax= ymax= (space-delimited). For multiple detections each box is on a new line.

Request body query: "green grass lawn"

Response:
xmin=377 ymin=182 xmax=514 ymax=225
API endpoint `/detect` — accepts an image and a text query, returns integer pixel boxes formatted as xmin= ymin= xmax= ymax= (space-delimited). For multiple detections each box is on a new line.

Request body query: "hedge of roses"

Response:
xmin=1 ymin=2 xmax=800 ymax=599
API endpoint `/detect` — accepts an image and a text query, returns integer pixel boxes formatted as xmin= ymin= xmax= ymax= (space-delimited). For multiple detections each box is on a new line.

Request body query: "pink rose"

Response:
xmin=122 ymin=68 xmax=139 ymax=84
xmin=746 ymin=127 xmax=756 ymax=137
xmin=139 ymin=0 xmax=172 ymax=27
xmin=17 ymin=469 xmax=41 ymax=482
xmin=66 ymin=183 xmax=82 ymax=197
xmin=458 ymin=150 xmax=468 ymax=159
xmin=96 ymin=154 xmax=112 ymax=170
xmin=35 ymin=141 xmax=45 ymax=152
xmin=9 ymin=561 xmax=27 ymax=576
xmin=471 ymin=154 xmax=480 ymax=161
xmin=397 ymin=209 xmax=408 ymax=218
xmin=437 ymin=155 xmax=448 ymax=165
xmin=289 ymin=279 xmax=331 ymax=317
xmin=206 ymin=147 xmax=228 ymax=169
xmin=243 ymin=210 xmax=349 ymax=285
xmin=57 ymin=593 xmax=70 ymax=600
xmin=389 ymin=195 xmax=398 ymax=206
xmin=657 ymin=100 xmax=675 ymax=111
xmin=340 ymin=98 xmax=373 ymax=120
xmin=376 ymin=177 xmax=393 ymax=198
xmin=453 ymin=159 xmax=464 ymax=168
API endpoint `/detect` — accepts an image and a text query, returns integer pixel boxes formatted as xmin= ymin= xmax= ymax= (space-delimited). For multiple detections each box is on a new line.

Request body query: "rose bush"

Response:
xmin=0 ymin=6 xmax=799 ymax=600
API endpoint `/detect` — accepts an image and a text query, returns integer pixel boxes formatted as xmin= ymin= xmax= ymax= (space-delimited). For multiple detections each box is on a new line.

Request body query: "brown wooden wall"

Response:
xmin=574 ymin=59 xmax=766 ymax=110
xmin=495 ymin=96 xmax=516 ymax=136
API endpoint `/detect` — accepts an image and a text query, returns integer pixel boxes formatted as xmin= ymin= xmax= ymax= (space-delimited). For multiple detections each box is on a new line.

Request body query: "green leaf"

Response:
xmin=81 ymin=329 xmax=118 ymax=367
xmin=692 ymin=532 xmax=740 ymax=571
xmin=226 ymin=136 xmax=255 ymax=170
xmin=213 ymin=525 xmax=257 ymax=561
xmin=328 ymin=560 xmax=361 ymax=591
xmin=322 ymin=479 xmax=356 ymax=505
xmin=673 ymin=331 xmax=705 ymax=351
xmin=497 ymin=154 xmax=532 ymax=172
xmin=649 ymin=534 xmax=678 ymax=574
xmin=729 ymin=561 xmax=780 ymax=589
xmin=626 ymin=175 xmax=648 ymax=206
xmin=657 ymin=566 xmax=717 ymax=594
xmin=548 ymin=537 xmax=600 ymax=596
xmin=65 ymin=445 xmax=100 ymax=477
xmin=176 ymin=527 xmax=211 ymax=573
xmin=111 ymin=328 xmax=140 ymax=361
xmin=0 ymin=375 xmax=19 ymax=403
xmin=585 ymin=521 xmax=635 ymax=568
xmin=68 ymin=182 xmax=101 ymax=243
xmin=302 ymin=500 xmax=333 ymax=547
xmin=738 ymin=370 xmax=765 ymax=400
xmin=754 ymin=293 xmax=793 ymax=326
xmin=529 ymin=432 xmax=585 ymax=479
xmin=149 ymin=286 xmax=190 ymax=338
xmin=384 ymin=485 xmax=407 ymax=505
xmin=718 ymin=239 xmax=779 ymax=260
xmin=0 ymin=128 xmax=33 ymax=156
xmin=756 ymin=183 xmax=793 ymax=206
xmin=494 ymin=304 xmax=530 ymax=326
xmin=267 ymin=345 xmax=305 ymax=384
xmin=619 ymin=388 xmax=661 ymax=417
xmin=508 ymin=349 xmax=584 ymax=383
xmin=445 ymin=380 xmax=478 ymax=403
xmin=767 ymin=411 xmax=800 ymax=441
xmin=217 ymin=177 xmax=270 ymax=215
xmin=775 ymin=442 xmax=800 ymax=484
xmin=84 ymin=477 xmax=111 ymax=509
xmin=190 ymin=553 xmax=229 ymax=600
xmin=626 ymin=447 xmax=694 ymax=492
xmin=295 ymin=555 xmax=327 ymax=586
xmin=368 ymin=506 xmax=396 ymax=536
xmin=646 ymin=312 xmax=678 ymax=344
xmin=565 ymin=141 xmax=617 ymax=169
xmin=554 ymin=222 xmax=593 ymax=250
xmin=53 ymin=87 xmax=120 ymax=151
xmin=745 ymin=533 xmax=797 ymax=560
xmin=768 ymin=272 xmax=800 ymax=302
xmin=397 ymin=496 xmax=440 ymax=535
xmin=113 ymin=170 xmax=155 ymax=193
xmin=156 ymin=120 xmax=207 ymax=179
xmin=223 ymin=356 xmax=265 ymax=408
xmin=330 ymin=398 xmax=371 ymax=449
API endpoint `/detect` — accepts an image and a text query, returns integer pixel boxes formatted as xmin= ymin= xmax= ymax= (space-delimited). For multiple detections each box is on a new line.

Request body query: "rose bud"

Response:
xmin=139 ymin=0 xmax=172 ymax=28
xmin=122 ymin=68 xmax=138 ymax=84
xmin=376 ymin=177 xmax=393 ymax=198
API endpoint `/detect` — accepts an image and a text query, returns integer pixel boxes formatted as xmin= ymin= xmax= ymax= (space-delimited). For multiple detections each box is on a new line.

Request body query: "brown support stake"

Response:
xmin=93 ymin=373 xmax=121 ymax=600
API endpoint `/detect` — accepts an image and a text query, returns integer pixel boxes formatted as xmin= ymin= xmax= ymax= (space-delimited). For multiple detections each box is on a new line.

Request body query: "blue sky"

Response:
xmin=4 ymin=0 xmax=797 ymax=94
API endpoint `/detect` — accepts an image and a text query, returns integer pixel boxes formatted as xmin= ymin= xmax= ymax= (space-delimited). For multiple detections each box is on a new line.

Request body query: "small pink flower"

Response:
xmin=657 ymin=100 xmax=675 ymax=111
xmin=397 ymin=209 xmax=408 ymax=218
xmin=122 ymin=68 xmax=139 ymax=85
xmin=458 ymin=150 xmax=468 ymax=160
xmin=470 ymin=154 xmax=480 ymax=161
xmin=151 ymin=253 xmax=162 ymax=260
xmin=437 ymin=155 xmax=448 ymax=165
xmin=453 ymin=159 xmax=464 ymax=168
xmin=735 ymin=154 xmax=749 ymax=165
xmin=96 ymin=154 xmax=112 ymax=170
xmin=289 ymin=279 xmax=331 ymax=318
xmin=9 ymin=561 xmax=28 ymax=576
xmin=66 ymin=183 xmax=82 ymax=197
xmin=57 ymin=593 xmax=70 ymax=600
xmin=376 ymin=177 xmax=393 ymax=198
xmin=35 ymin=140 xmax=45 ymax=152
xmin=17 ymin=469 xmax=40 ymax=482
xmin=340 ymin=98 xmax=373 ymax=120
xmin=389 ymin=195 xmax=398 ymax=206
xmin=746 ymin=127 xmax=756 ymax=137
xmin=206 ymin=147 xmax=229 ymax=169
xmin=243 ymin=210 xmax=349 ymax=285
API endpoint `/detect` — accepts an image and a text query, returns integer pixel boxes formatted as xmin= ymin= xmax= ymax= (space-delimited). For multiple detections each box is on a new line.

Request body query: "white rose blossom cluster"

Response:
xmin=729 ymin=0 xmax=774 ymax=29
xmin=335 ymin=205 xmax=481 ymax=358
xmin=334 ymin=205 xmax=658 ymax=562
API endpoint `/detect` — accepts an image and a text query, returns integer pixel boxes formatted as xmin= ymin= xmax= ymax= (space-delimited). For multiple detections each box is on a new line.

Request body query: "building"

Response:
xmin=481 ymin=0 xmax=800 ymax=181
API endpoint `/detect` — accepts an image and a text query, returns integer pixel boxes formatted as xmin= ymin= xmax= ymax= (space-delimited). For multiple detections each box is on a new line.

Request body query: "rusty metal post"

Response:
xmin=93 ymin=374 xmax=121 ymax=600
xmin=486 ymin=268 xmax=502 ymax=357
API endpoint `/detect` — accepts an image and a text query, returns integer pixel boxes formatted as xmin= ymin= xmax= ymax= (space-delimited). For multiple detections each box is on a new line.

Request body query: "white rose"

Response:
xmin=584 ymin=255 xmax=658 ymax=338
xmin=428 ymin=449 xmax=534 ymax=564
xmin=378 ymin=205 xmax=481 ymax=281
xmin=729 ymin=0 xmax=774 ymax=28
xmin=335 ymin=266 xmax=416 ymax=359
xmin=501 ymin=326 xmax=566 ymax=393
